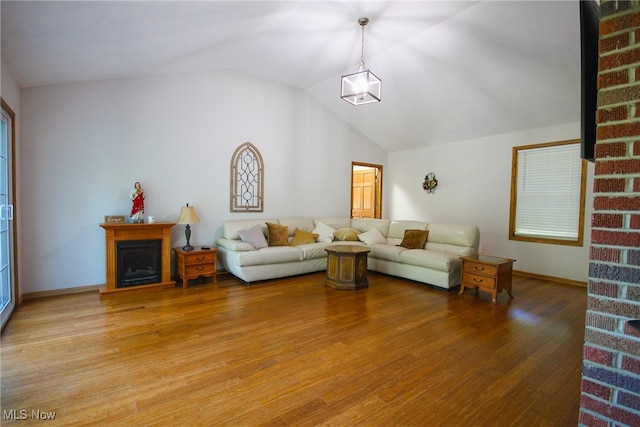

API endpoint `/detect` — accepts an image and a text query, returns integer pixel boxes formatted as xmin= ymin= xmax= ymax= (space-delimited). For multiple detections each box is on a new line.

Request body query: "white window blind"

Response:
xmin=514 ymin=143 xmax=582 ymax=240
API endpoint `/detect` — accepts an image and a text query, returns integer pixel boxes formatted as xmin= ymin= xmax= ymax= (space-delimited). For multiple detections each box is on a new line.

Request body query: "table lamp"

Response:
xmin=176 ymin=203 xmax=201 ymax=251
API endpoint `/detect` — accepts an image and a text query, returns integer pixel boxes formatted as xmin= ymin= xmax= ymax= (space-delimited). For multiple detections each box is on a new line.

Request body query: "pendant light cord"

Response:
xmin=358 ymin=17 xmax=369 ymax=70
xmin=360 ymin=23 xmax=365 ymax=64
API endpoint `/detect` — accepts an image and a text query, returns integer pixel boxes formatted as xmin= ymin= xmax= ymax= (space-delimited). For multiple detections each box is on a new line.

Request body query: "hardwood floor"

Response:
xmin=1 ymin=272 xmax=586 ymax=426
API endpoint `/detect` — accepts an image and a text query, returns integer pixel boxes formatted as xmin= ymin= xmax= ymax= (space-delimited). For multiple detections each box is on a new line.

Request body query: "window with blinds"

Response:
xmin=509 ymin=140 xmax=587 ymax=246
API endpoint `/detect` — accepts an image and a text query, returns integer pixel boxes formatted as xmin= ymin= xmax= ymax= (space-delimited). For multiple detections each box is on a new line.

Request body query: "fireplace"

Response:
xmin=99 ymin=222 xmax=175 ymax=293
xmin=117 ymin=239 xmax=161 ymax=288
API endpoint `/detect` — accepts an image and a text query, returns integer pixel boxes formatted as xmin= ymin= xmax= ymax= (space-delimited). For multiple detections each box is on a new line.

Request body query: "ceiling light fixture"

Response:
xmin=341 ymin=17 xmax=382 ymax=105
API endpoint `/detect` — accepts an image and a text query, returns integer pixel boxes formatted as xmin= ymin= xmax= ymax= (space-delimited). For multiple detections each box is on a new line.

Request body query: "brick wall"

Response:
xmin=580 ymin=1 xmax=640 ymax=426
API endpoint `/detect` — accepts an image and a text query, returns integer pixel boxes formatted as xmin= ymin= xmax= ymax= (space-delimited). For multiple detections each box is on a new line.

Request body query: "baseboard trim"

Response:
xmin=19 ymin=270 xmax=586 ymax=300
xmin=513 ymin=270 xmax=587 ymax=288
xmin=22 ymin=284 xmax=102 ymax=300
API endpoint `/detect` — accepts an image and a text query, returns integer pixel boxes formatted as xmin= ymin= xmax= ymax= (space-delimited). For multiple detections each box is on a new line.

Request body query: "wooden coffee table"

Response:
xmin=459 ymin=254 xmax=515 ymax=304
xmin=324 ymin=245 xmax=371 ymax=290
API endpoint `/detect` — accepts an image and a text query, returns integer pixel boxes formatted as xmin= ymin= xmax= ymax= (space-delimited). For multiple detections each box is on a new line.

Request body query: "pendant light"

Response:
xmin=341 ymin=17 xmax=382 ymax=105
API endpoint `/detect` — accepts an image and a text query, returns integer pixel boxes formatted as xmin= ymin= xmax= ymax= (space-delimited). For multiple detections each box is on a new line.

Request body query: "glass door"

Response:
xmin=1 ymin=101 xmax=15 ymax=329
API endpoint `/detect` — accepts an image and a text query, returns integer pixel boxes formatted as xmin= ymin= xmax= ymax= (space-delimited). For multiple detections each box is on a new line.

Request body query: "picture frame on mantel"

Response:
xmin=104 ymin=215 xmax=125 ymax=223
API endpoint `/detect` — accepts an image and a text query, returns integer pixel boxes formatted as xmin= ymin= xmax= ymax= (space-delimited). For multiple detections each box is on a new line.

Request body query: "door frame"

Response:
xmin=351 ymin=162 xmax=383 ymax=219
xmin=1 ymin=97 xmax=18 ymax=331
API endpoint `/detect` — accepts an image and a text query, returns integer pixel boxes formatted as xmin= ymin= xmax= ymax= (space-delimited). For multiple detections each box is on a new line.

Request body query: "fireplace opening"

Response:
xmin=116 ymin=239 xmax=162 ymax=288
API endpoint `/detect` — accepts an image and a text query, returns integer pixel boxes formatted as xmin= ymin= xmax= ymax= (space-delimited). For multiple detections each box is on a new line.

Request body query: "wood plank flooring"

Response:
xmin=1 ymin=272 xmax=587 ymax=426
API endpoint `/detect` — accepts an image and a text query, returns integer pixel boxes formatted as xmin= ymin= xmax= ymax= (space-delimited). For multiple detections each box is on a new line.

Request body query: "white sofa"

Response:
xmin=215 ymin=217 xmax=479 ymax=289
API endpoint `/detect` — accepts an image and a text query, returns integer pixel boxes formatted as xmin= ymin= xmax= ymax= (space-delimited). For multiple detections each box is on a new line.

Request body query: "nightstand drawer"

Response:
xmin=185 ymin=264 xmax=215 ymax=276
xmin=463 ymin=262 xmax=497 ymax=276
xmin=184 ymin=252 xmax=216 ymax=265
xmin=463 ymin=273 xmax=496 ymax=289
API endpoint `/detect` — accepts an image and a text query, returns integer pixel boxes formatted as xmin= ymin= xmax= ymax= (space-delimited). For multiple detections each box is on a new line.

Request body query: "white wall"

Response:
xmin=2 ymin=60 xmax=20 ymax=109
xmin=20 ymin=70 xmax=386 ymax=293
xmin=387 ymin=123 xmax=594 ymax=282
xmin=18 ymin=68 xmax=590 ymax=291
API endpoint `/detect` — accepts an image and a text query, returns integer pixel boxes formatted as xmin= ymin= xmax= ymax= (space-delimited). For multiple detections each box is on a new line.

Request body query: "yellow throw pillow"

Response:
xmin=398 ymin=229 xmax=429 ymax=249
xmin=266 ymin=222 xmax=289 ymax=246
xmin=290 ymin=228 xmax=319 ymax=246
xmin=333 ymin=228 xmax=361 ymax=241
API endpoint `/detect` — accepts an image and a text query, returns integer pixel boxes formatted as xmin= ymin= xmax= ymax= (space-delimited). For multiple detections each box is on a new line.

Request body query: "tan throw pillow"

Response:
xmin=334 ymin=228 xmax=361 ymax=241
xmin=398 ymin=229 xmax=429 ymax=249
xmin=290 ymin=228 xmax=319 ymax=246
xmin=266 ymin=222 xmax=289 ymax=246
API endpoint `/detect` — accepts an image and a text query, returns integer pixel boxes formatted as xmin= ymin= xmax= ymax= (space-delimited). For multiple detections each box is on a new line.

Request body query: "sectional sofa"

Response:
xmin=215 ymin=217 xmax=479 ymax=289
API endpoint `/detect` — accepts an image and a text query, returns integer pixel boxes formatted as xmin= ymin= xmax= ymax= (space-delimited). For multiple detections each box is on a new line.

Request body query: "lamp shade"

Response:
xmin=176 ymin=204 xmax=201 ymax=225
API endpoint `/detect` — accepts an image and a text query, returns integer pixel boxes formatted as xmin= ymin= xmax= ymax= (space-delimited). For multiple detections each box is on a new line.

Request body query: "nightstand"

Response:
xmin=459 ymin=254 xmax=515 ymax=304
xmin=174 ymin=247 xmax=217 ymax=288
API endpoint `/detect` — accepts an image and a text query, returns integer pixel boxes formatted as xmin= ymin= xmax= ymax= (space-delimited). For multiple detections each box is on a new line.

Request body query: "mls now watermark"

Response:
xmin=3 ymin=409 xmax=57 ymax=420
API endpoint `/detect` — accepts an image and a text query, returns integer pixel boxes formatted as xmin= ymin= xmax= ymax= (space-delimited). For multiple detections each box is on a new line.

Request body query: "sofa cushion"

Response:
xmin=387 ymin=220 xmax=429 ymax=246
xmin=315 ymin=217 xmax=351 ymax=231
xmin=267 ymin=222 xmax=289 ymax=246
xmin=398 ymin=229 xmax=429 ymax=249
xmin=290 ymin=228 xmax=319 ymax=246
xmin=235 ymin=246 xmax=303 ymax=267
xmin=425 ymin=242 xmax=477 ymax=257
xmin=222 ymin=219 xmax=278 ymax=240
xmin=312 ymin=221 xmax=336 ymax=243
xmin=238 ymin=224 xmax=268 ymax=249
xmin=334 ymin=228 xmax=360 ymax=241
xmin=351 ymin=218 xmax=391 ymax=236
xmin=279 ymin=217 xmax=315 ymax=235
xmin=357 ymin=227 xmax=387 ymax=245
xmin=368 ymin=244 xmax=406 ymax=262
xmin=387 ymin=220 xmax=429 ymax=238
xmin=298 ymin=242 xmax=332 ymax=260
xmin=399 ymin=249 xmax=460 ymax=273
xmin=426 ymin=223 xmax=479 ymax=247
xmin=216 ymin=238 xmax=256 ymax=252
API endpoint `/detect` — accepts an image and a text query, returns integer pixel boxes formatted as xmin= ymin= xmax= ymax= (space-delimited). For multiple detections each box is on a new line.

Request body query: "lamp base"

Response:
xmin=183 ymin=224 xmax=194 ymax=251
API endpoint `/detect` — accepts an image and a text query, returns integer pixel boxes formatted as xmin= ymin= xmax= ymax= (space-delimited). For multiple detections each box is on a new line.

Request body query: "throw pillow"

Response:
xmin=357 ymin=227 xmax=387 ymax=245
xmin=333 ymin=228 xmax=361 ymax=241
xmin=266 ymin=222 xmax=289 ymax=246
xmin=398 ymin=229 xmax=429 ymax=249
xmin=313 ymin=221 xmax=336 ymax=243
xmin=237 ymin=224 xmax=268 ymax=249
xmin=290 ymin=228 xmax=319 ymax=246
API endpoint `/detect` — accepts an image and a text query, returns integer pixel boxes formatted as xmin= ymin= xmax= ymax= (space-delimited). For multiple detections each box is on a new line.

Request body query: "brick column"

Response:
xmin=580 ymin=1 xmax=640 ymax=426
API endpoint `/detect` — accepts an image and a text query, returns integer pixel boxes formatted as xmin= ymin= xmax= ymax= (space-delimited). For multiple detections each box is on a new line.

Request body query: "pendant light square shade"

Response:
xmin=341 ymin=69 xmax=382 ymax=105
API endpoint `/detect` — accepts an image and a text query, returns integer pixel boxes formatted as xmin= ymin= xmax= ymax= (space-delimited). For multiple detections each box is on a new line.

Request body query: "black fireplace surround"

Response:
xmin=116 ymin=239 xmax=161 ymax=288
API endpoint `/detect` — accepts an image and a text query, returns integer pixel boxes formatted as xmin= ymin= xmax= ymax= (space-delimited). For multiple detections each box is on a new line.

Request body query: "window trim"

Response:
xmin=508 ymin=139 xmax=587 ymax=247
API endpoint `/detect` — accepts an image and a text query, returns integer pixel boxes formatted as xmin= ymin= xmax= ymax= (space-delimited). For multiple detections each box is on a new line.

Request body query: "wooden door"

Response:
xmin=352 ymin=167 xmax=376 ymax=218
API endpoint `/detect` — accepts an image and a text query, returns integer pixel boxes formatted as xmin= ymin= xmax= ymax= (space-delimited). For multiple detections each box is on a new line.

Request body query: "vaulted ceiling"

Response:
xmin=1 ymin=1 xmax=581 ymax=152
